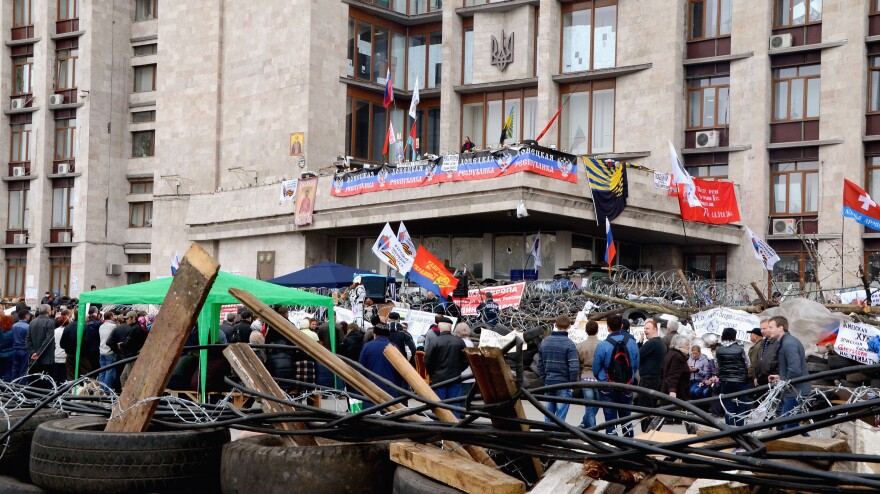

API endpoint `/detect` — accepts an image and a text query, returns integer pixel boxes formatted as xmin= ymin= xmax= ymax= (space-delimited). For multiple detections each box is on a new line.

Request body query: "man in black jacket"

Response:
xmin=230 ymin=310 xmax=254 ymax=344
xmin=387 ymin=312 xmax=416 ymax=363
xmin=25 ymin=304 xmax=56 ymax=387
xmin=637 ymin=319 xmax=666 ymax=431
xmin=424 ymin=321 xmax=468 ymax=415
xmin=754 ymin=319 xmax=780 ymax=386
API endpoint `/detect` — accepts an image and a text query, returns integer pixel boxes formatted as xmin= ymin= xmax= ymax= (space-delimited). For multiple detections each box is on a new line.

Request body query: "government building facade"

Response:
xmin=0 ymin=0 xmax=875 ymax=301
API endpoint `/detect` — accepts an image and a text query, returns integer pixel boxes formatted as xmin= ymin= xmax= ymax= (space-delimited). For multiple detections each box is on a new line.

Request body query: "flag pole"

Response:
xmin=586 ymin=157 xmax=600 ymax=225
xmin=841 ymin=214 xmax=845 ymax=289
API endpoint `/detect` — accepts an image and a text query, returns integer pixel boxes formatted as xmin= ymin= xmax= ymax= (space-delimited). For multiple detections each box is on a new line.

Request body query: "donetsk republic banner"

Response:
xmin=331 ymin=145 xmax=578 ymax=197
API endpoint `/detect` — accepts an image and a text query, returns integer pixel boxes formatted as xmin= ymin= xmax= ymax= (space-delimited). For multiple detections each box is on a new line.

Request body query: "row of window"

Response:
xmin=12 ymin=0 xmax=157 ymax=27
xmin=346 ymin=16 xmax=441 ymax=91
xmin=5 ymin=254 xmax=70 ymax=299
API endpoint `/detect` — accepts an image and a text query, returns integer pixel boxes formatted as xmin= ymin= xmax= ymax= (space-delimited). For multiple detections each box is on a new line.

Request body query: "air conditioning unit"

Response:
xmin=772 ymin=218 xmax=796 ymax=235
xmin=695 ymin=130 xmax=719 ymax=149
xmin=49 ymin=94 xmax=65 ymax=106
xmin=12 ymin=167 xmax=26 ymax=177
xmin=769 ymin=34 xmax=793 ymax=50
xmin=106 ymin=263 xmax=123 ymax=276
xmin=10 ymin=98 xmax=25 ymax=110
xmin=57 ymin=232 xmax=72 ymax=243
xmin=13 ymin=234 xmax=27 ymax=245
xmin=57 ymin=163 xmax=72 ymax=174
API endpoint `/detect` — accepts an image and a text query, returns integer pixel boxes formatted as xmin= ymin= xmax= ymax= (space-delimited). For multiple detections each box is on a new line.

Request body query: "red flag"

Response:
xmin=678 ymin=178 xmax=741 ymax=224
xmin=843 ymin=179 xmax=880 ymax=230
xmin=383 ymin=68 xmax=394 ymax=108
xmin=409 ymin=245 xmax=457 ymax=298
xmin=382 ymin=123 xmax=393 ymax=156
xmin=409 ymin=121 xmax=418 ymax=150
xmin=535 ymin=104 xmax=563 ymax=143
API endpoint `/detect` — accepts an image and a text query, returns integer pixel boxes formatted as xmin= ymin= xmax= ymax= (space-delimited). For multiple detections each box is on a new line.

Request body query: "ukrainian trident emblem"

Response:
xmin=491 ymin=30 xmax=514 ymax=71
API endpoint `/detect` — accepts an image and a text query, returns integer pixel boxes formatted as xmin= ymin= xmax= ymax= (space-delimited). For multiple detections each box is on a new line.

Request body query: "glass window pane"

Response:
xmin=134 ymin=65 xmax=154 ymax=92
xmin=706 ymin=0 xmax=718 ymax=37
xmin=688 ymin=90 xmax=702 ymax=126
xmin=809 ymin=0 xmax=822 ymax=21
xmin=561 ymin=11 xmax=590 ymax=73
xmin=789 ymin=78 xmax=804 ymax=119
xmin=806 ymin=78 xmax=820 ymax=117
xmin=871 ymin=166 xmax=880 ymax=195
xmin=593 ymin=6 xmax=616 ymax=69
xmin=691 ymin=0 xmax=704 ymax=38
xmin=789 ymin=173 xmax=803 ymax=213
xmin=428 ymin=33 xmax=442 ymax=88
xmin=462 ymin=102 xmax=484 ymax=149
xmin=487 ymin=100 xmax=502 ymax=145
xmin=359 ymin=238 xmax=380 ymax=273
xmin=408 ymin=34 xmax=426 ymax=90
xmin=773 ymin=174 xmax=787 ymax=213
xmin=391 ymin=33 xmax=406 ymax=90
xmin=463 ymin=28 xmax=474 ymax=84
xmin=371 ymin=104 xmax=387 ymax=162
xmin=337 ymin=238 xmax=358 ymax=268
xmin=702 ymin=87 xmax=716 ymax=127
xmin=347 ymin=19 xmax=355 ymax=77
xmin=373 ymin=28 xmax=389 ymax=85
xmin=354 ymin=100 xmax=370 ymax=159
xmin=872 ymin=71 xmax=880 ymax=112
xmin=718 ymin=86 xmax=729 ymax=124
xmin=9 ymin=191 xmax=22 ymax=229
xmin=805 ymin=172 xmax=819 ymax=212
xmin=774 ymin=81 xmax=788 ymax=119
xmin=522 ymin=96 xmax=537 ymax=140
xmin=393 ymin=0 xmax=406 ymax=13
xmin=427 ymin=108 xmax=440 ymax=155
xmin=799 ymin=64 xmax=820 ymax=76
xmin=592 ymin=89 xmax=614 ymax=153
xmin=502 ymin=98 xmax=519 ymax=145
xmin=494 ymin=235 xmax=525 ymax=279
xmin=792 ymin=0 xmax=806 ymax=24
xmin=776 ymin=0 xmax=790 ymax=25
xmin=357 ymin=22 xmax=372 ymax=80
xmin=451 ymin=237 xmax=483 ymax=278
xmin=560 ymin=91 xmax=589 ymax=154
xmin=719 ymin=0 xmax=732 ymax=35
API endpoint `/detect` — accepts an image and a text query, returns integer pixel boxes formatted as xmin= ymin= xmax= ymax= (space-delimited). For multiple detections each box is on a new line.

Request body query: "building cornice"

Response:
xmin=682 ymin=145 xmax=751 ymax=154
xmin=342 ymin=0 xmax=442 ymax=26
xmin=551 ymin=63 xmax=652 ymax=84
xmin=4 ymin=37 xmax=40 ymax=47
xmin=454 ymin=77 xmax=538 ymax=94
xmin=766 ymin=138 xmax=843 ymax=149
xmin=769 ymin=39 xmax=846 ymax=56
xmin=683 ymin=51 xmax=753 ymax=66
xmin=456 ymin=0 xmax=539 ymax=17
xmin=50 ymin=30 xmax=84 ymax=41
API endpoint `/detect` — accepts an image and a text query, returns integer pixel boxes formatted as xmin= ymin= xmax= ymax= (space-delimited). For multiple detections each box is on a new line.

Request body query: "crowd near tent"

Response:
xmin=74 ymin=271 xmax=335 ymax=397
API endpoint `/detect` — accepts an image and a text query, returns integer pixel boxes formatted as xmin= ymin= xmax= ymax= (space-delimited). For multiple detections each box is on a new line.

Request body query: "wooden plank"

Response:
xmin=529 ymin=460 xmax=593 ymax=494
xmin=389 ymin=442 xmax=525 ymax=494
xmin=223 ymin=343 xmax=317 ymax=446
xmin=382 ymin=343 xmax=496 ymax=468
xmin=105 ymin=243 xmax=219 ymax=433
xmin=464 ymin=346 xmax=544 ymax=478
xmin=693 ymin=426 xmax=850 ymax=453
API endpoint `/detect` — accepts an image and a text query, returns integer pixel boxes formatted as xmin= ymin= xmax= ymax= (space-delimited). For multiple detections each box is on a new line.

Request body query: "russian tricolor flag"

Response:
xmin=171 ymin=252 xmax=180 ymax=275
xmin=383 ymin=68 xmax=394 ymax=108
xmin=605 ymin=218 xmax=616 ymax=266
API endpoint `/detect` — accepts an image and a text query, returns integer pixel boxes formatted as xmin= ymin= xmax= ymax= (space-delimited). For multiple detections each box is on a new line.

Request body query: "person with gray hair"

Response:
xmin=25 ymin=304 xmax=56 ymax=387
xmin=425 ymin=320 xmax=469 ymax=416
xmin=454 ymin=322 xmax=475 ymax=398
xmin=662 ymin=319 xmax=680 ymax=350
xmin=453 ymin=322 xmax=473 ymax=347
xmin=661 ymin=334 xmax=692 ymax=401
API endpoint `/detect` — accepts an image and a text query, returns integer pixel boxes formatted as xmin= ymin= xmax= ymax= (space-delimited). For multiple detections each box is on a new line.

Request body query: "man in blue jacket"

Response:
xmin=767 ymin=315 xmax=811 ymax=432
xmin=537 ymin=315 xmax=579 ymax=423
xmin=359 ymin=324 xmax=404 ymax=410
xmin=593 ymin=314 xmax=640 ymax=437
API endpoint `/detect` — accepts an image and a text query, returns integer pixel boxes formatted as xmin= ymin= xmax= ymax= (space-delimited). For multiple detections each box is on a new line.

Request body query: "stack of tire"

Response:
xmin=0 ymin=409 xmax=66 ymax=493
xmin=826 ymin=352 xmax=880 ymax=387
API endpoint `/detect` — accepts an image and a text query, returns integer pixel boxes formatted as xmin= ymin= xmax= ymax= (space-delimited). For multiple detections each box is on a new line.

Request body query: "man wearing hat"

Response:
xmin=387 ymin=312 xmax=416 ymax=362
xmin=747 ymin=327 xmax=763 ymax=387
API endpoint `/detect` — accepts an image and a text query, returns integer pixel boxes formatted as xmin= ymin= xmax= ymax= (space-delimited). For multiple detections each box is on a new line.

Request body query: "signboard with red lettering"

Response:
xmin=834 ymin=320 xmax=880 ymax=365
xmin=678 ymin=178 xmax=741 ymax=224
xmin=458 ymin=282 xmax=527 ymax=316
xmin=219 ymin=304 xmax=238 ymax=324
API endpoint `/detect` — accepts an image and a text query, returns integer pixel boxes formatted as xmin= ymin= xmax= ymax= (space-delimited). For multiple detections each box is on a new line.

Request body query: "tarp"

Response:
xmin=74 ymin=271 xmax=335 ymax=400
xmin=267 ymin=261 xmax=362 ymax=289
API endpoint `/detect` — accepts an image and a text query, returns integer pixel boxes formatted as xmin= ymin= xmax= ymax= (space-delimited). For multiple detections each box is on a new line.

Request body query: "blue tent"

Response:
xmin=268 ymin=261 xmax=362 ymax=288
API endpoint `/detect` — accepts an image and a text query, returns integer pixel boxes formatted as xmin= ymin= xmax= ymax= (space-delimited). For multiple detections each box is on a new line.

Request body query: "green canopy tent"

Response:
xmin=73 ymin=271 xmax=335 ymax=400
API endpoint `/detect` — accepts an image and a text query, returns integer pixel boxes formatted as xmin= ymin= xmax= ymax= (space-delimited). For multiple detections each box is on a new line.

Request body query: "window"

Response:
xmin=775 ymin=0 xmax=822 ymax=27
xmin=10 ymin=124 xmax=31 ymax=163
xmin=460 ymin=90 xmax=538 ymax=150
xmin=131 ymin=110 xmax=156 ymax=123
xmin=13 ymin=0 xmax=32 ymax=27
xmin=685 ymin=254 xmax=727 ymax=281
xmin=129 ymin=202 xmax=153 ymax=228
xmin=133 ymin=44 xmax=157 ymax=57
xmin=132 ymin=130 xmax=155 ymax=157
xmin=559 ymin=83 xmax=615 ymax=154
xmin=133 ymin=64 xmax=156 ymax=92
xmin=686 ymin=164 xmax=728 ymax=179
xmin=463 ymin=25 xmax=473 ymax=84
xmin=129 ymin=180 xmax=154 ymax=194
xmin=771 ymin=161 xmax=819 ymax=215
xmin=127 ymin=272 xmax=150 ymax=284
xmin=8 ymin=189 xmax=29 ymax=230
xmin=58 ymin=0 xmax=77 ymax=20
xmin=687 ymin=76 xmax=730 ymax=128
xmin=52 ymin=184 xmax=73 ymax=228
xmin=771 ymin=253 xmax=815 ymax=291
xmin=55 ymin=119 xmax=76 ymax=160
xmin=5 ymin=257 xmax=26 ymax=299
xmin=870 ymin=57 xmax=880 ymax=113
xmin=135 ymin=0 xmax=157 ymax=21
xmin=560 ymin=1 xmax=617 ymax=73
xmin=409 ymin=0 xmax=442 ymax=15
xmin=49 ymin=255 xmax=71 ymax=295
xmin=689 ymin=0 xmax=731 ymax=39
xmin=56 ymin=49 xmax=77 ymax=90
xmin=346 ymin=17 xmax=406 ymax=89
xmin=13 ymin=56 xmax=33 ymax=95
xmin=772 ymin=65 xmax=820 ymax=121
xmin=127 ymin=253 xmax=151 ymax=264
xmin=412 ymin=105 xmax=441 ymax=156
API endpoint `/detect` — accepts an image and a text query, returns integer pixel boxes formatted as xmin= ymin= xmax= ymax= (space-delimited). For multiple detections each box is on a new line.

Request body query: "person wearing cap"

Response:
xmin=747 ymin=327 xmax=763 ymax=386
xmin=476 ymin=292 xmax=500 ymax=327
xmin=351 ymin=276 xmax=366 ymax=326
xmin=387 ymin=312 xmax=416 ymax=362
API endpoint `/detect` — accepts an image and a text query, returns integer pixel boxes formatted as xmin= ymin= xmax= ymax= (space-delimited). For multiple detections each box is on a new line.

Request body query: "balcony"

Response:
xmin=1 ymin=230 xmax=33 ymax=249
xmin=11 ymin=25 xmax=35 ymax=41
xmin=46 ymin=228 xmax=75 ymax=247
xmin=4 ymin=163 xmax=34 ymax=181
xmin=49 ymin=161 xmax=79 ymax=178
xmin=344 ymin=0 xmax=442 ymax=26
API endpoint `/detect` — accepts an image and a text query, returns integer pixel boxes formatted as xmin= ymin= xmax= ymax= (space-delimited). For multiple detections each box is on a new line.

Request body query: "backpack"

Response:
xmin=606 ymin=334 xmax=634 ymax=384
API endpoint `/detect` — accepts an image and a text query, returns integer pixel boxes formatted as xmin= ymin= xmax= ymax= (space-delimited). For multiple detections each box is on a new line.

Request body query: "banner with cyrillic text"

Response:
xmin=458 ymin=282 xmax=527 ymax=316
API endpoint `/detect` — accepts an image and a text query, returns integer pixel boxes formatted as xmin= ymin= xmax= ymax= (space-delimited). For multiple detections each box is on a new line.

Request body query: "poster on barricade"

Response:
xmin=393 ymin=307 xmax=456 ymax=341
xmin=834 ymin=320 xmax=880 ymax=365
xmin=458 ymin=282 xmax=527 ymax=315
xmin=691 ymin=307 xmax=759 ymax=344
xmin=334 ymin=307 xmax=354 ymax=325
xmin=479 ymin=329 xmax=529 ymax=351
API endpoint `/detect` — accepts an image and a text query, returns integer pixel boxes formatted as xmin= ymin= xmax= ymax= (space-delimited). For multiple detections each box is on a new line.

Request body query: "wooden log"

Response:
xmin=389 ymin=442 xmax=525 ymax=494
xmin=105 ymin=243 xmax=219 ymax=433
xmin=529 ymin=461 xmax=593 ymax=494
xmin=577 ymin=290 xmax=691 ymax=319
xmin=464 ymin=346 xmax=544 ymax=478
xmin=693 ymin=426 xmax=850 ymax=453
xmin=677 ymin=270 xmax=695 ymax=302
xmin=223 ymin=343 xmax=316 ymax=446
xmin=751 ymin=282 xmax=772 ymax=308
xmin=382 ymin=343 xmax=496 ymax=467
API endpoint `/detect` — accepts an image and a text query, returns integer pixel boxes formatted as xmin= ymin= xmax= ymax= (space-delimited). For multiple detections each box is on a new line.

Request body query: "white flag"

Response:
xmin=279 ymin=179 xmax=298 ymax=201
xmin=372 ymin=223 xmax=415 ymax=275
xmin=397 ymin=222 xmax=417 ymax=260
xmin=745 ymin=226 xmax=780 ymax=271
xmin=668 ymin=141 xmax=702 ymax=207
xmin=409 ymin=77 xmax=420 ymax=120
xmin=531 ymin=234 xmax=542 ymax=269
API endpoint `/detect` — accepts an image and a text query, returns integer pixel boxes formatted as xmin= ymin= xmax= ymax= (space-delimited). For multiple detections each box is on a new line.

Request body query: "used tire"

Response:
xmin=30 ymin=416 xmax=229 ymax=494
xmin=0 ymin=474 xmax=52 ymax=493
xmin=845 ymin=372 xmax=869 ymax=385
xmin=828 ymin=353 xmax=859 ymax=370
xmin=221 ymin=435 xmax=395 ymax=494
xmin=0 ymin=409 xmax=67 ymax=481
xmin=392 ymin=466 xmax=464 ymax=494
xmin=807 ymin=362 xmax=830 ymax=373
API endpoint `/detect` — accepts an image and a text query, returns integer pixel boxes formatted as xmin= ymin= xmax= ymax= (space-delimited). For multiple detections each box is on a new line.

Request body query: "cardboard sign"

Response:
xmin=458 ymin=282 xmax=526 ymax=316
xmin=691 ymin=307 xmax=759 ymax=344
xmin=834 ymin=320 xmax=880 ymax=365
xmin=393 ymin=307 xmax=457 ymax=341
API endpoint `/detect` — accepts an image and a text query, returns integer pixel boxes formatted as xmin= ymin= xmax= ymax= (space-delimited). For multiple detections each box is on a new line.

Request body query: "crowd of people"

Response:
xmin=535 ymin=314 xmax=811 ymax=435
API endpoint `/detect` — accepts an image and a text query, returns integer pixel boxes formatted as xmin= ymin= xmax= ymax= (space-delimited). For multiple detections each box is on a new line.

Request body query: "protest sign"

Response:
xmin=834 ymin=320 xmax=880 ymax=365
xmin=219 ymin=304 xmax=238 ymax=324
xmin=458 ymin=282 xmax=526 ymax=315
xmin=691 ymin=307 xmax=759 ymax=344
xmin=393 ymin=307 xmax=456 ymax=341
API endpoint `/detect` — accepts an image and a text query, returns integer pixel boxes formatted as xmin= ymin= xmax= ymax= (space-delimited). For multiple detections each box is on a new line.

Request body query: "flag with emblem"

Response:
xmin=586 ymin=158 xmax=628 ymax=225
xmin=372 ymin=222 xmax=414 ymax=275
xmin=843 ymin=179 xmax=880 ymax=230
xmin=500 ymin=103 xmax=516 ymax=145
xmin=744 ymin=225 xmax=780 ymax=271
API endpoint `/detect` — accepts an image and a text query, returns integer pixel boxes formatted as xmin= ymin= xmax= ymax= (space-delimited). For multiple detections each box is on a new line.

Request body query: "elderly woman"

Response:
xmin=688 ymin=345 xmax=715 ymax=400
xmin=661 ymin=334 xmax=691 ymax=401
xmin=715 ymin=327 xmax=750 ymax=426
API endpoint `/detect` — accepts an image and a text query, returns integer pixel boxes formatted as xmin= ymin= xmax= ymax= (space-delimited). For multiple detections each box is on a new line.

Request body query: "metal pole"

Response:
xmin=841 ymin=215 xmax=845 ymax=289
